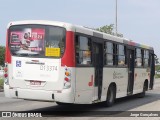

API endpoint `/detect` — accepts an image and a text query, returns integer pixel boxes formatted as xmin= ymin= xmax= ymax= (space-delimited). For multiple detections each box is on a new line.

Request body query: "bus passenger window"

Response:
xmin=135 ymin=48 xmax=142 ymax=67
xmin=118 ymin=45 xmax=126 ymax=66
xmin=76 ymin=36 xmax=91 ymax=65
xmin=105 ymin=42 xmax=113 ymax=65
xmin=144 ymin=50 xmax=149 ymax=67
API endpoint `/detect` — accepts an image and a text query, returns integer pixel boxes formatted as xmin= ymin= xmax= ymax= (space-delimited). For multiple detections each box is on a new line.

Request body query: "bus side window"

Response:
xmin=144 ymin=50 xmax=149 ymax=67
xmin=118 ymin=45 xmax=126 ymax=66
xmin=105 ymin=42 xmax=113 ymax=66
xmin=75 ymin=35 xmax=91 ymax=65
xmin=135 ymin=48 xmax=143 ymax=67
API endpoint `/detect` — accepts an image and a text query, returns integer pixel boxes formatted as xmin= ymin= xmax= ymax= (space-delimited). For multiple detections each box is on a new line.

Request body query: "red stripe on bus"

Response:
xmin=61 ymin=31 xmax=75 ymax=67
xmin=5 ymin=29 xmax=11 ymax=63
xmin=88 ymin=75 xmax=93 ymax=86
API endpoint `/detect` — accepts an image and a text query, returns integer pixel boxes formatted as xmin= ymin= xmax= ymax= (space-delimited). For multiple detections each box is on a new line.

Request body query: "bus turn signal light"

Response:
xmin=65 ymin=71 xmax=70 ymax=76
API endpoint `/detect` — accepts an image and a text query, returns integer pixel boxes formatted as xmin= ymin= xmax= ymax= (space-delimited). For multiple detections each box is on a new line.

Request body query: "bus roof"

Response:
xmin=8 ymin=20 xmax=153 ymax=50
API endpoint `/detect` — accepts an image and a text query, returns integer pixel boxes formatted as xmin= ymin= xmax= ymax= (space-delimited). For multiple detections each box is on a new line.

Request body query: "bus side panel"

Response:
xmin=4 ymin=64 xmax=17 ymax=98
xmin=74 ymin=68 xmax=94 ymax=104
xmin=133 ymin=68 xmax=149 ymax=94
xmin=54 ymin=67 xmax=75 ymax=103
xmin=102 ymin=68 xmax=128 ymax=100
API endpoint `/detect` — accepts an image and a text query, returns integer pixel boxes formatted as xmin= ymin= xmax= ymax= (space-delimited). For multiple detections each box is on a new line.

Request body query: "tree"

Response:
xmin=96 ymin=24 xmax=123 ymax=37
xmin=155 ymin=57 xmax=160 ymax=65
xmin=0 ymin=46 xmax=5 ymax=66
xmin=96 ymin=24 xmax=114 ymax=35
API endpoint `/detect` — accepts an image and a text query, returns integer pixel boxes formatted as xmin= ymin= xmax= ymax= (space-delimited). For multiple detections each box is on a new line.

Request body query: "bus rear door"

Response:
xmin=92 ymin=40 xmax=103 ymax=100
xmin=127 ymin=48 xmax=135 ymax=95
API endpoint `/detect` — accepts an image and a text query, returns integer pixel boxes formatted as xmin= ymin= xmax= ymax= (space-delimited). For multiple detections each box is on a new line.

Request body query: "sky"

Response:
xmin=0 ymin=0 xmax=160 ymax=58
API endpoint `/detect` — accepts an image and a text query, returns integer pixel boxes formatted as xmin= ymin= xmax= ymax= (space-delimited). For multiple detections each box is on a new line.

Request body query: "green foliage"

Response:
xmin=96 ymin=24 xmax=123 ymax=37
xmin=155 ymin=65 xmax=160 ymax=71
xmin=96 ymin=24 xmax=114 ymax=35
xmin=155 ymin=74 xmax=160 ymax=78
xmin=0 ymin=78 xmax=3 ymax=89
xmin=0 ymin=46 xmax=5 ymax=66
xmin=155 ymin=65 xmax=160 ymax=78
xmin=155 ymin=57 xmax=159 ymax=64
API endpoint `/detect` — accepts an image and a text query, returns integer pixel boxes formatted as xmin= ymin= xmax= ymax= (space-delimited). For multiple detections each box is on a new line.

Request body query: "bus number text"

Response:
xmin=40 ymin=65 xmax=57 ymax=71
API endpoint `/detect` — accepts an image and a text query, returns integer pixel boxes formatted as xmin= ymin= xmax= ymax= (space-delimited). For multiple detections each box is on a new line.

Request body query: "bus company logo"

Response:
xmin=113 ymin=71 xmax=124 ymax=79
xmin=16 ymin=60 xmax=21 ymax=67
xmin=2 ymin=112 xmax=11 ymax=117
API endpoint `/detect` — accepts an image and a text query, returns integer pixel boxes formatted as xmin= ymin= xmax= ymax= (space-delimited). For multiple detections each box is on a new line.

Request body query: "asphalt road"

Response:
xmin=0 ymin=79 xmax=160 ymax=120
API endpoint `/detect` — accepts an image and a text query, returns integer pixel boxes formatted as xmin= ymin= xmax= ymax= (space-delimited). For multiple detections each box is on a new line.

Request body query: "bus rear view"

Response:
xmin=4 ymin=20 xmax=155 ymax=106
xmin=4 ymin=21 xmax=75 ymax=103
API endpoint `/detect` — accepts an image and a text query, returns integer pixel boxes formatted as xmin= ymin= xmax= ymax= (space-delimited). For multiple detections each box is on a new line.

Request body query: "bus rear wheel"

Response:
xmin=137 ymin=88 xmax=145 ymax=98
xmin=56 ymin=102 xmax=70 ymax=106
xmin=56 ymin=102 xmax=67 ymax=105
xmin=138 ymin=81 xmax=148 ymax=98
xmin=105 ymin=85 xmax=116 ymax=107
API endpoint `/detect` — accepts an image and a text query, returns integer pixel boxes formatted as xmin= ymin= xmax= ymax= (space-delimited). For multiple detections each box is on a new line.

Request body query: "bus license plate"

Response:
xmin=30 ymin=81 xmax=41 ymax=85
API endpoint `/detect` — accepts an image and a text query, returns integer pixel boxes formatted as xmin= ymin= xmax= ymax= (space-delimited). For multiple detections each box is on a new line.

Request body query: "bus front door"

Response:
xmin=92 ymin=42 xmax=103 ymax=100
xmin=127 ymin=49 xmax=135 ymax=95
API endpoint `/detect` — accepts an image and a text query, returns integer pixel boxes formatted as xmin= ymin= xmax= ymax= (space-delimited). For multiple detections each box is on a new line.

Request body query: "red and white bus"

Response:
xmin=4 ymin=20 xmax=155 ymax=106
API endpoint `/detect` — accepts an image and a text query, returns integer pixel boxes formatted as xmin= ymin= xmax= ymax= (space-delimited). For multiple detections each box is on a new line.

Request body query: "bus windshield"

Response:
xmin=9 ymin=25 xmax=66 ymax=58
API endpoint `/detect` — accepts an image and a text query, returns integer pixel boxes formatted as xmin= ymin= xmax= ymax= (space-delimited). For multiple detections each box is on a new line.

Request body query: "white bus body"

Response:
xmin=4 ymin=20 xmax=155 ymax=105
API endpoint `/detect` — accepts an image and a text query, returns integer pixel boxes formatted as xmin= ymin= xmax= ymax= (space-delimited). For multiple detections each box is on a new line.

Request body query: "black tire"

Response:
xmin=56 ymin=102 xmax=69 ymax=105
xmin=105 ymin=85 xmax=116 ymax=107
xmin=138 ymin=91 xmax=145 ymax=98
xmin=138 ymin=82 xmax=147 ymax=98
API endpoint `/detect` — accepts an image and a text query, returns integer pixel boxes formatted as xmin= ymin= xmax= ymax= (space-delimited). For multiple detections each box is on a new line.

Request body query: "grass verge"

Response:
xmin=155 ymin=74 xmax=160 ymax=79
xmin=0 ymin=78 xmax=4 ymax=89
